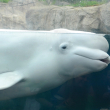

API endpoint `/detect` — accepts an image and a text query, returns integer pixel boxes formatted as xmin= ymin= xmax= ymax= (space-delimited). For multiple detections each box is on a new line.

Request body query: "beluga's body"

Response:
xmin=0 ymin=28 xmax=109 ymax=100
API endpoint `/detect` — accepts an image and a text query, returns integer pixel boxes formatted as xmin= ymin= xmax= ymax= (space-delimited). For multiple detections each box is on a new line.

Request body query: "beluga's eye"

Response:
xmin=62 ymin=46 xmax=67 ymax=49
xmin=59 ymin=42 xmax=69 ymax=50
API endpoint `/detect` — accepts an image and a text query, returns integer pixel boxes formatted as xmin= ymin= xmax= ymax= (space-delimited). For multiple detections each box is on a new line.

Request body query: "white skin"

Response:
xmin=0 ymin=29 xmax=109 ymax=100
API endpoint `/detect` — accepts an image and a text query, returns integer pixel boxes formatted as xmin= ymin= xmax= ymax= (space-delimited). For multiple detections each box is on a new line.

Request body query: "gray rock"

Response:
xmin=26 ymin=6 xmax=101 ymax=32
xmin=26 ymin=2 xmax=110 ymax=33
xmin=100 ymin=2 xmax=110 ymax=34
xmin=0 ymin=1 xmax=110 ymax=34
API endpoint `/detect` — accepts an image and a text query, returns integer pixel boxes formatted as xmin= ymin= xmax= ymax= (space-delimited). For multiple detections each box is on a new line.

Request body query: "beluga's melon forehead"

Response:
xmin=55 ymin=32 xmax=109 ymax=52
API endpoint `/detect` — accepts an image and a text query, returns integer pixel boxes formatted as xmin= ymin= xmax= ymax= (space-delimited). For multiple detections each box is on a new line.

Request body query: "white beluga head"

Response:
xmin=0 ymin=28 xmax=109 ymax=100
xmin=51 ymin=29 xmax=110 ymax=77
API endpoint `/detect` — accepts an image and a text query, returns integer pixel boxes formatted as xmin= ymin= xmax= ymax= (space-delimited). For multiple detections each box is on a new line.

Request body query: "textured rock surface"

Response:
xmin=0 ymin=1 xmax=110 ymax=33
xmin=100 ymin=2 xmax=110 ymax=34
xmin=25 ymin=5 xmax=104 ymax=33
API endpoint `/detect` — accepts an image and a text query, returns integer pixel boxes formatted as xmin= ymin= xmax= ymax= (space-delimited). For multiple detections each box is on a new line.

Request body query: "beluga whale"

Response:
xmin=0 ymin=28 xmax=109 ymax=100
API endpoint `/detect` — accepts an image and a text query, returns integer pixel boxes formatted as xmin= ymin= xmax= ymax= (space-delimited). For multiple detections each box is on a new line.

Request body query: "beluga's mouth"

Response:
xmin=99 ymin=57 xmax=110 ymax=64
xmin=74 ymin=47 xmax=110 ymax=65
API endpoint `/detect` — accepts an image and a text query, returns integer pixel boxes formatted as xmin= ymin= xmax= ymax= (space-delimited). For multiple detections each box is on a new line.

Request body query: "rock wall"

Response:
xmin=0 ymin=1 xmax=110 ymax=33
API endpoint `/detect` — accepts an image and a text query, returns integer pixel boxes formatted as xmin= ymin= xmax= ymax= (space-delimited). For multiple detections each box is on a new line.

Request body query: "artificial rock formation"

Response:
xmin=0 ymin=0 xmax=110 ymax=34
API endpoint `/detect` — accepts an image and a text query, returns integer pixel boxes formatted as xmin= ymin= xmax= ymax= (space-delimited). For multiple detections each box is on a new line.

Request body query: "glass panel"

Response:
xmin=0 ymin=0 xmax=110 ymax=110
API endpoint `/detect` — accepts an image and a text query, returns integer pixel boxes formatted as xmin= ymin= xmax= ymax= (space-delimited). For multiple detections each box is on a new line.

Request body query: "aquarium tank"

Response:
xmin=0 ymin=0 xmax=110 ymax=110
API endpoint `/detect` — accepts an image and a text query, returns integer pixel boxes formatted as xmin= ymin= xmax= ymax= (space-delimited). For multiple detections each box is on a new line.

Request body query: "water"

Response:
xmin=0 ymin=0 xmax=110 ymax=110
